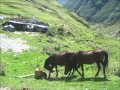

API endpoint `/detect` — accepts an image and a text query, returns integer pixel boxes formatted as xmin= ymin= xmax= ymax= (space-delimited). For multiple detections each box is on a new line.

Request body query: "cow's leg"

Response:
xmin=81 ymin=64 xmax=84 ymax=78
xmin=101 ymin=61 xmax=107 ymax=79
xmin=75 ymin=65 xmax=82 ymax=77
xmin=55 ymin=66 xmax=58 ymax=78
xmin=48 ymin=71 xmax=51 ymax=78
xmin=95 ymin=62 xmax=101 ymax=77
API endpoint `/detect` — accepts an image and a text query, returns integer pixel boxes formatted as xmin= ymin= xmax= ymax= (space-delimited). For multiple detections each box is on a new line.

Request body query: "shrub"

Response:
xmin=57 ymin=25 xmax=64 ymax=35
xmin=46 ymin=24 xmax=73 ymax=37
xmin=46 ymin=26 xmax=58 ymax=37
xmin=57 ymin=24 xmax=73 ymax=36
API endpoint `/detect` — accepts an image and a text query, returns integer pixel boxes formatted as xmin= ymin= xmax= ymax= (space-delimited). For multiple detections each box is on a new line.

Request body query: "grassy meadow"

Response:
xmin=0 ymin=0 xmax=120 ymax=90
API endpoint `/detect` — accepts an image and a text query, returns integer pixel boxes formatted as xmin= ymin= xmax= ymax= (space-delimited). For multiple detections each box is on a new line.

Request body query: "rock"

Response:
xmin=35 ymin=69 xmax=47 ymax=79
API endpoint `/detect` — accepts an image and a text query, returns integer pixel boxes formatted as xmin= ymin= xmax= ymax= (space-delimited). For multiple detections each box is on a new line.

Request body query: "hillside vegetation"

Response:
xmin=0 ymin=0 xmax=120 ymax=90
xmin=62 ymin=0 xmax=120 ymax=37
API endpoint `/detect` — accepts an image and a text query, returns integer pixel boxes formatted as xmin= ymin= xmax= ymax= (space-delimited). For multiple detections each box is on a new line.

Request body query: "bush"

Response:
xmin=46 ymin=26 xmax=58 ymax=37
xmin=57 ymin=25 xmax=64 ymax=35
xmin=46 ymin=24 xmax=73 ymax=37
xmin=57 ymin=25 xmax=73 ymax=36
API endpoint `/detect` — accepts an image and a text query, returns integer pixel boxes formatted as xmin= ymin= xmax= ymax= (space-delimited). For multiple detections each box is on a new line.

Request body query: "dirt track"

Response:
xmin=0 ymin=34 xmax=30 ymax=53
xmin=0 ymin=87 xmax=11 ymax=90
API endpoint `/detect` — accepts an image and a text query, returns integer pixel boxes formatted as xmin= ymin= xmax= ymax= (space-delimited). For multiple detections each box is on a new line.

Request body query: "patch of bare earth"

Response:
xmin=0 ymin=34 xmax=30 ymax=53
xmin=0 ymin=87 xmax=11 ymax=90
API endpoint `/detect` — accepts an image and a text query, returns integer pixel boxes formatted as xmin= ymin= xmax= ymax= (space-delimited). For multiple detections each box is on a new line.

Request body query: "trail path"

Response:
xmin=0 ymin=34 xmax=30 ymax=52
xmin=0 ymin=87 xmax=11 ymax=90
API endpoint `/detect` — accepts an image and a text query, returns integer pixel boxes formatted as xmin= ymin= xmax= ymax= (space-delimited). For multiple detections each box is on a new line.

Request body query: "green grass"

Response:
xmin=0 ymin=31 xmax=120 ymax=90
xmin=0 ymin=0 xmax=120 ymax=90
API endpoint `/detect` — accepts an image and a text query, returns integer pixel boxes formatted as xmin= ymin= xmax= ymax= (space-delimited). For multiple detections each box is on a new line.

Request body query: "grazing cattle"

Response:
xmin=44 ymin=52 xmax=74 ymax=78
xmin=64 ymin=50 xmax=108 ymax=79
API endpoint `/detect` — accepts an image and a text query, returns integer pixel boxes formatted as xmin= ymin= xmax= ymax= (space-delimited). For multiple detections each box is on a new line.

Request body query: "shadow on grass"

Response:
xmin=46 ymin=76 xmax=110 ymax=82
xmin=46 ymin=75 xmax=77 ymax=81
xmin=77 ymin=77 xmax=110 ymax=82
xmin=24 ymin=74 xmax=110 ymax=82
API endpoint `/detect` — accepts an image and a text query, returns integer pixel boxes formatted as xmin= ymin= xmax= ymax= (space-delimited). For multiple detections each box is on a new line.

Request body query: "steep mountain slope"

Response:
xmin=61 ymin=0 xmax=120 ymax=37
xmin=65 ymin=0 xmax=120 ymax=24
xmin=0 ymin=0 xmax=99 ymax=46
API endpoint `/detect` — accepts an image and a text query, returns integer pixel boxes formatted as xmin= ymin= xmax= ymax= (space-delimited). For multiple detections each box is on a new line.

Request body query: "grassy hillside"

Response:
xmin=0 ymin=0 xmax=120 ymax=90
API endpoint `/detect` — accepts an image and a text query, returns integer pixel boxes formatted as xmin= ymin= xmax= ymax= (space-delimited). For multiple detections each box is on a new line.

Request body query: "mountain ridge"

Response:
xmin=62 ymin=0 xmax=120 ymax=24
